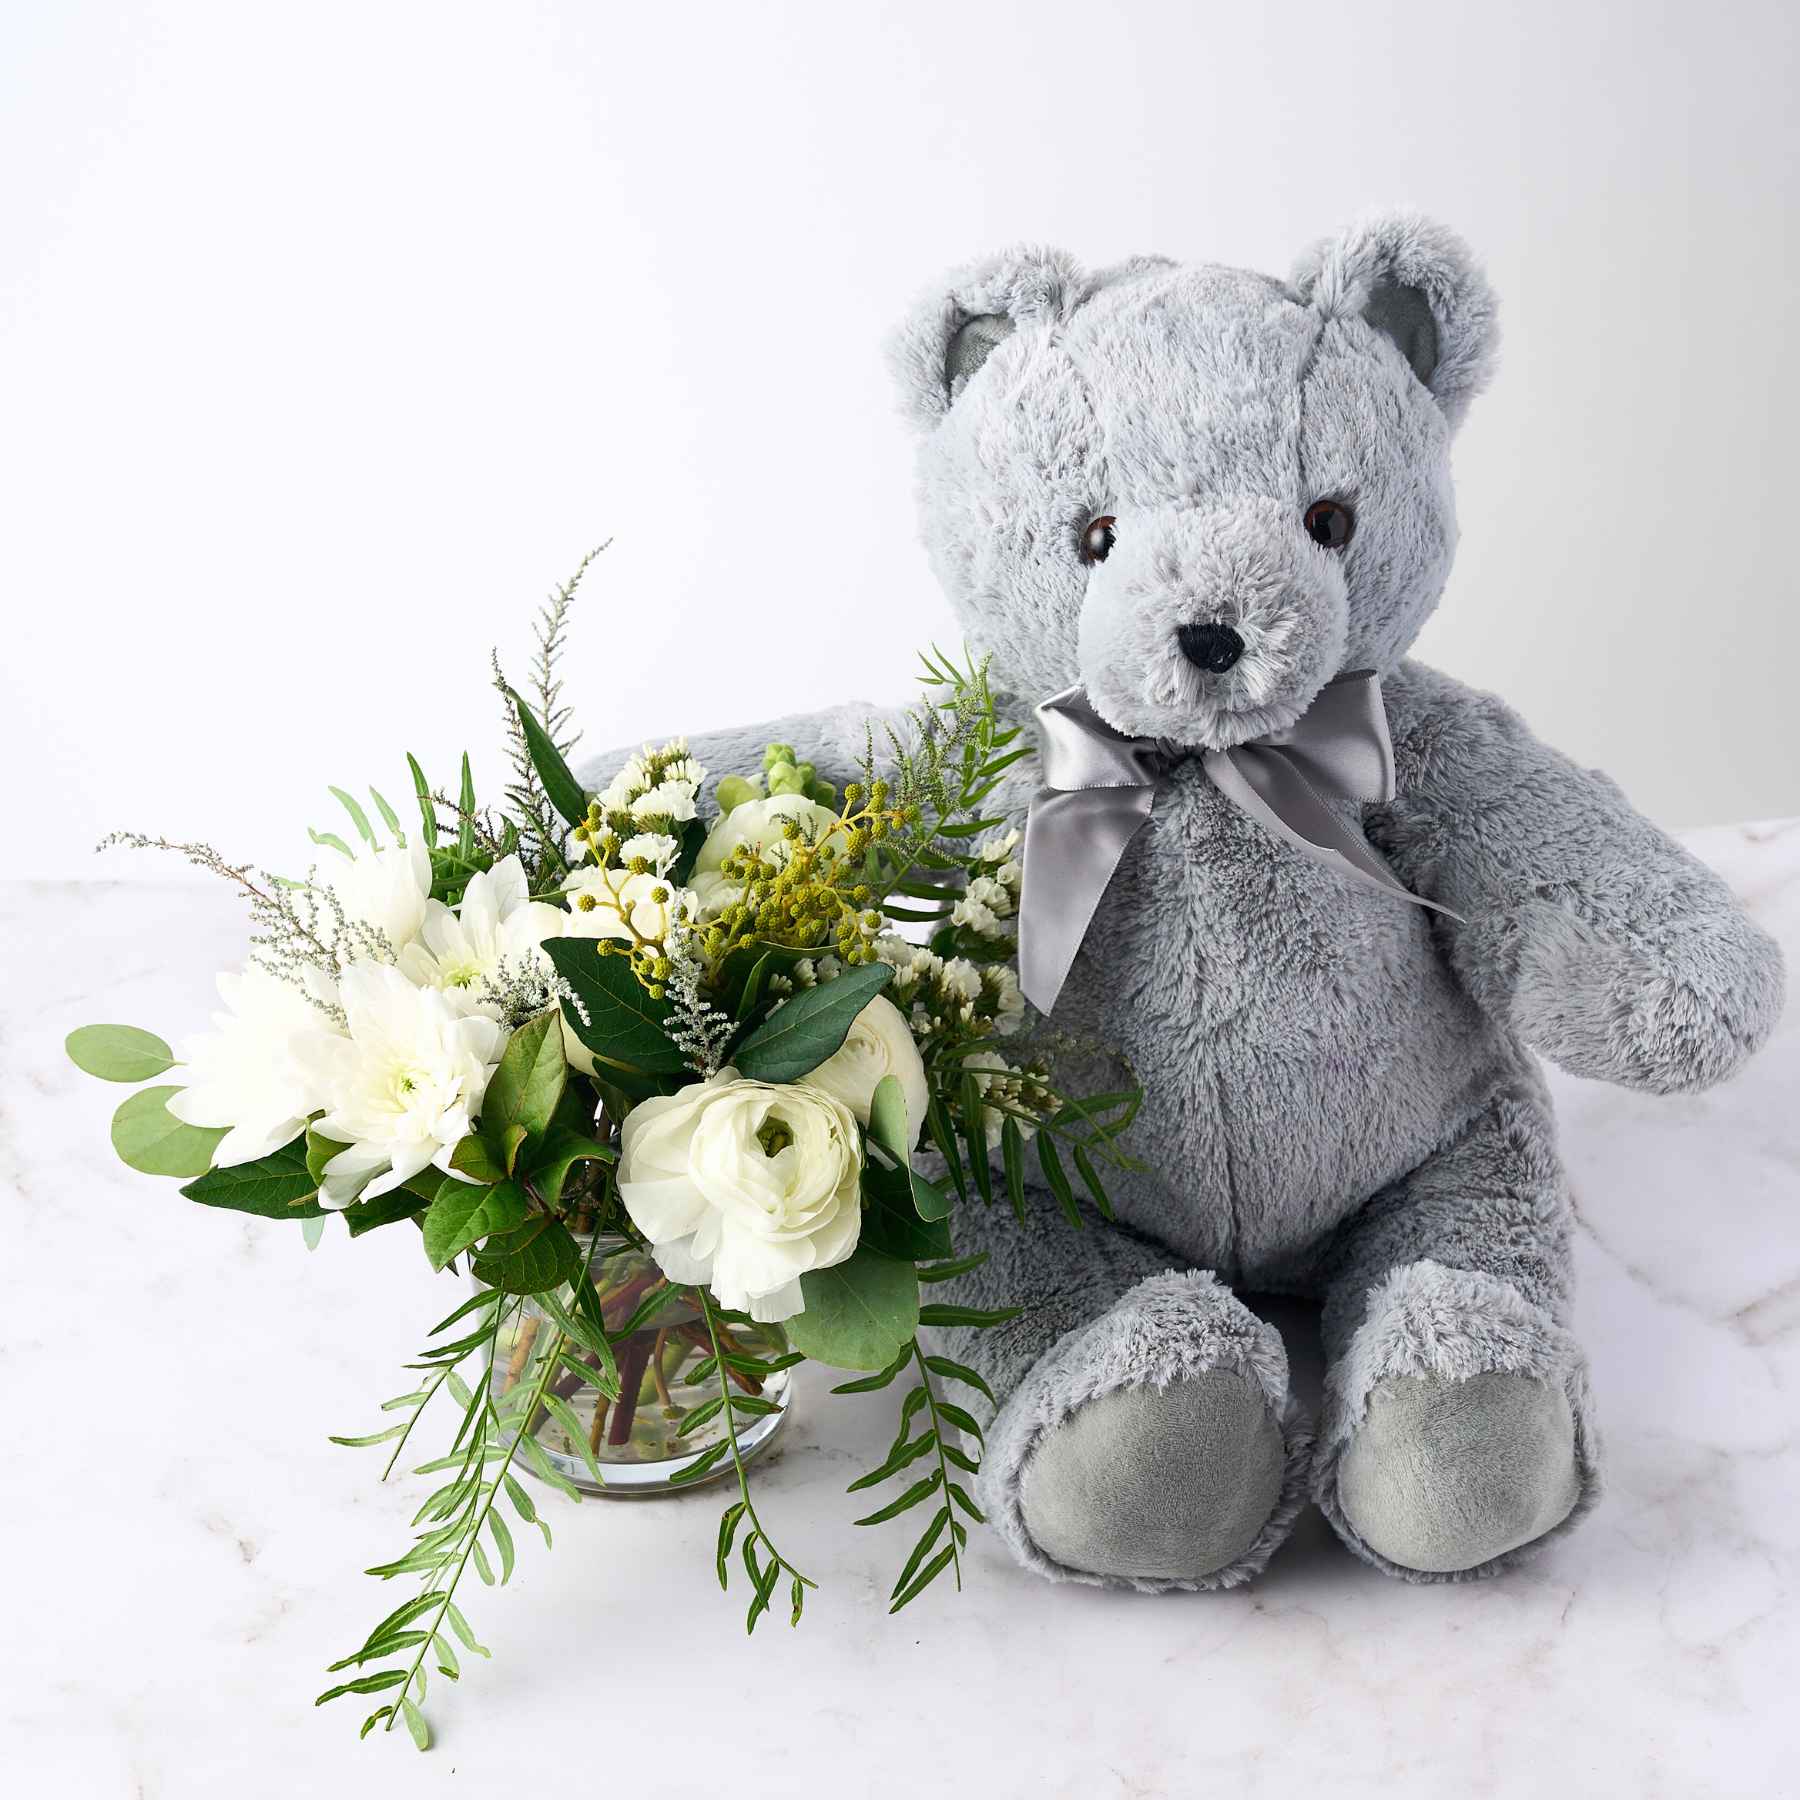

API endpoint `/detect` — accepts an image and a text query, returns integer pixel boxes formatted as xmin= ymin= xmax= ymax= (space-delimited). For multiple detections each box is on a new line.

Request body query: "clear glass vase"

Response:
xmin=489 ymin=1235 xmax=793 ymax=1497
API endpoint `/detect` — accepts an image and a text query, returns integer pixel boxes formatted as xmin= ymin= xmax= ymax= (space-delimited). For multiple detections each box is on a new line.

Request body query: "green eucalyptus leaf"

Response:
xmin=65 ymin=1024 xmax=175 ymax=1083
xmin=783 ymin=1247 xmax=919 ymax=1371
xmin=732 ymin=964 xmax=894 ymax=1082
xmin=421 ymin=1178 xmax=529 ymax=1272
xmin=111 ymin=1086 xmax=227 ymax=1177
xmin=181 ymin=1137 xmax=323 ymax=1218
xmin=541 ymin=938 xmax=685 ymax=1074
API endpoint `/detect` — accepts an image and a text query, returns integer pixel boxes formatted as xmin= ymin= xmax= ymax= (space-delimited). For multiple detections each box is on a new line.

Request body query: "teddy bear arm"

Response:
xmin=1375 ymin=662 xmax=1786 ymax=1095
xmin=575 ymin=700 xmax=911 ymax=802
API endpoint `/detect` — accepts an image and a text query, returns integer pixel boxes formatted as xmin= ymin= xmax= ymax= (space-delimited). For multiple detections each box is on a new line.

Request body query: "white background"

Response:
xmin=4 ymin=0 xmax=1795 ymax=881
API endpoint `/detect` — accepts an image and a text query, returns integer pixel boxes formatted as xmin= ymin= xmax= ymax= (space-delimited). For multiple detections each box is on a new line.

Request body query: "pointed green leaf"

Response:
xmin=731 ymin=964 xmax=895 ymax=1082
xmin=180 ymin=1135 xmax=323 ymax=1217
xmin=541 ymin=937 xmax=685 ymax=1073
xmin=421 ymin=1177 xmax=529 ymax=1271
xmin=469 ymin=1215 xmax=582 ymax=1294
xmin=369 ymin=786 xmax=405 ymax=843
xmin=507 ymin=686 xmax=590 ymax=828
xmin=526 ymin=1124 xmax=614 ymax=1207
xmin=1001 ymin=1117 xmax=1027 ymax=1222
xmin=406 ymin=754 xmax=439 ymax=849
xmin=854 ymin=1470 xmax=941 ymax=1526
xmin=329 ymin=785 xmax=377 ymax=846
xmin=457 ymin=753 xmax=477 ymax=862
xmin=481 ymin=1010 xmax=566 ymax=1142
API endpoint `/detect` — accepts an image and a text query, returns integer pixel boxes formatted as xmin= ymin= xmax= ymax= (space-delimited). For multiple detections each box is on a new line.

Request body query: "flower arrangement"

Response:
xmin=66 ymin=557 xmax=1141 ymax=1750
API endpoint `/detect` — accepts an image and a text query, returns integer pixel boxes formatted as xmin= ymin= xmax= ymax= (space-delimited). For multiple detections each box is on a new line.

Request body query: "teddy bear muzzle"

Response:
xmin=1075 ymin=494 xmax=1349 ymax=751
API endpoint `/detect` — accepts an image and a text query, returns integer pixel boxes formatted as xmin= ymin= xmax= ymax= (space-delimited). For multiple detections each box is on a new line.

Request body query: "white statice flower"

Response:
xmin=166 ymin=965 xmax=341 ymax=1166
xmin=963 ymin=1049 xmax=1034 ymax=1149
xmin=802 ymin=994 xmax=929 ymax=1145
xmin=314 ymin=838 xmax=432 ymax=958
xmin=951 ymin=894 xmax=1001 ymax=936
xmin=592 ymin=742 xmax=709 ymax=838
xmin=689 ymin=792 xmax=840 ymax=918
xmin=976 ymin=826 xmax=1022 ymax=864
xmin=300 ymin=963 xmax=504 ymax=1207
xmin=941 ymin=958 xmax=983 ymax=1004
xmin=617 ymin=1068 xmax=862 ymax=1321
xmin=985 ymin=963 xmax=1026 ymax=1036
xmin=629 ymin=780 xmax=698 ymax=825
xmin=398 ymin=855 xmax=564 ymax=1015
xmin=967 ymin=873 xmax=1014 ymax=916
xmin=619 ymin=831 xmax=679 ymax=872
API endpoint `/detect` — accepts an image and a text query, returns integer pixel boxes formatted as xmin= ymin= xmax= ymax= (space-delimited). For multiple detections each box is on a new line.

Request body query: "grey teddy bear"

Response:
xmin=588 ymin=211 xmax=1786 ymax=1591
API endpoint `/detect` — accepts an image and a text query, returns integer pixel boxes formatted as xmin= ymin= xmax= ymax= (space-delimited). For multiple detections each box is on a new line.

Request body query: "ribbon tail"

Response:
xmin=1018 ymin=784 xmax=1157 ymax=1013
xmin=1203 ymin=746 xmax=1465 ymax=924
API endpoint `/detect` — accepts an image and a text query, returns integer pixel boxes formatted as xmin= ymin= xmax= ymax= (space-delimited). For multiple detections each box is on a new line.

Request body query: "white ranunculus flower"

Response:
xmin=399 ymin=855 xmax=563 ymax=1014
xmin=166 ymin=965 xmax=342 ymax=1166
xmin=618 ymin=1068 xmax=863 ymax=1322
xmin=299 ymin=963 xmax=504 ymax=1207
xmin=802 ymin=993 xmax=928 ymax=1147
xmin=315 ymin=838 xmax=433 ymax=957
xmin=689 ymin=792 xmax=840 ymax=918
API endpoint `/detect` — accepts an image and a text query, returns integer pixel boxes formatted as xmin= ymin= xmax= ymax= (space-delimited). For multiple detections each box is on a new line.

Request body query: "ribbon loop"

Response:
xmin=1017 ymin=671 xmax=1460 ymax=1014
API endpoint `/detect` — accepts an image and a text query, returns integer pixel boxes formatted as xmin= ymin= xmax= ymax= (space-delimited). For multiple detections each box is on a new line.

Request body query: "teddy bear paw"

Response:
xmin=1334 ymin=1370 xmax=1581 ymax=1575
xmin=1018 ymin=1370 xmax=1289 ymax=1585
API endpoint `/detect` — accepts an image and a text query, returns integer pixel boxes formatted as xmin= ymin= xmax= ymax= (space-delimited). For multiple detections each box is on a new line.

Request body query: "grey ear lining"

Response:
xmin=947 ymin=313 xmax=1016 ymax=401
xmin=1363 ymin=279 xmax=1439 ymax=388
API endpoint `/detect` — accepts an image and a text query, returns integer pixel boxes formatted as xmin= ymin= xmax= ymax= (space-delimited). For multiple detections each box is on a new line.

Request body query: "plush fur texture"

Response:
xmin=585 ymin=210 xmax=1785 ymax=1591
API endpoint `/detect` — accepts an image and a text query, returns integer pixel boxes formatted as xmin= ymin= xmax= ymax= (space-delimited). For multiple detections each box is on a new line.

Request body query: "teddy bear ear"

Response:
xmin=886 ymin=244 xmax=1091 ymax=433
xmin=1291 ymin=210 xmax=1500 ymax=430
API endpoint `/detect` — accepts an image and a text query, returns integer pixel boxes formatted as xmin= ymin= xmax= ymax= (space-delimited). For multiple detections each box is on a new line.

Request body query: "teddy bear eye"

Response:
xmin=1079 ymin=516 xmax=1117 ymax=566
xmin=1303 ymin=500 xmax=1356 ymax=550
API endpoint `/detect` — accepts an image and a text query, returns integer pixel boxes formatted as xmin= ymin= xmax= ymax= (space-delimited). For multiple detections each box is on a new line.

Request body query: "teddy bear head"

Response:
xmin=889 ymin=211 xmax=1499 ymax=749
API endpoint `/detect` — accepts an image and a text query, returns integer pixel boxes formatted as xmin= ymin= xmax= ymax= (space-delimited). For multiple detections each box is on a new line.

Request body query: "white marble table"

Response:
xmin=3 ymin=820 xmax=1796 ymax=1798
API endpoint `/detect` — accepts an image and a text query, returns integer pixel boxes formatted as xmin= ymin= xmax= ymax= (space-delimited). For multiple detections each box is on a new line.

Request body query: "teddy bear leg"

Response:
xmin=928 ymin=1201 xmax=1311 ymax=1592
xmin=1314 ymin=1075 xmax=1601 ymax=1581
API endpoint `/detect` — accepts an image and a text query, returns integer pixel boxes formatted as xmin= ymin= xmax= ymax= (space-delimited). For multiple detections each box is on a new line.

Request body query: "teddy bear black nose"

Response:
xmin=1176 ymin=621 xmax=1245 ymax=674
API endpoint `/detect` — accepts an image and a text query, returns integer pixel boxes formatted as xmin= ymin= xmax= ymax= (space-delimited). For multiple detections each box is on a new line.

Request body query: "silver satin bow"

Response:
xmin=1017 ymin=670 xmax=1461 ymax=1013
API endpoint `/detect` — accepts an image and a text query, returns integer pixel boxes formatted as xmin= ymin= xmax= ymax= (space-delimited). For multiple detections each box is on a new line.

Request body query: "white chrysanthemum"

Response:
xmin=618 ymin=1068 xmax=862 ymax=1322
xmin=166 ymin=965 xmax=341 ymax=1166
xmin=398 ymin=855 xmax=563 ymax=1015
xmin=314 ymin=838 xmax=432 ymax=958
xmin=299 ymin=963 xmax=503 ymax=1207
xmin=689 ymin=792 xmax=840 ymax=917
xmin=802 ymin=994 xmax=929 ymax=1144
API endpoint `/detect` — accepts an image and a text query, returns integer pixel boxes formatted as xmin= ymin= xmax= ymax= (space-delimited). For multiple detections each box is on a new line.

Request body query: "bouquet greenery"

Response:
xmin=66 ymin=555 xmax=1141 ymax=1750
